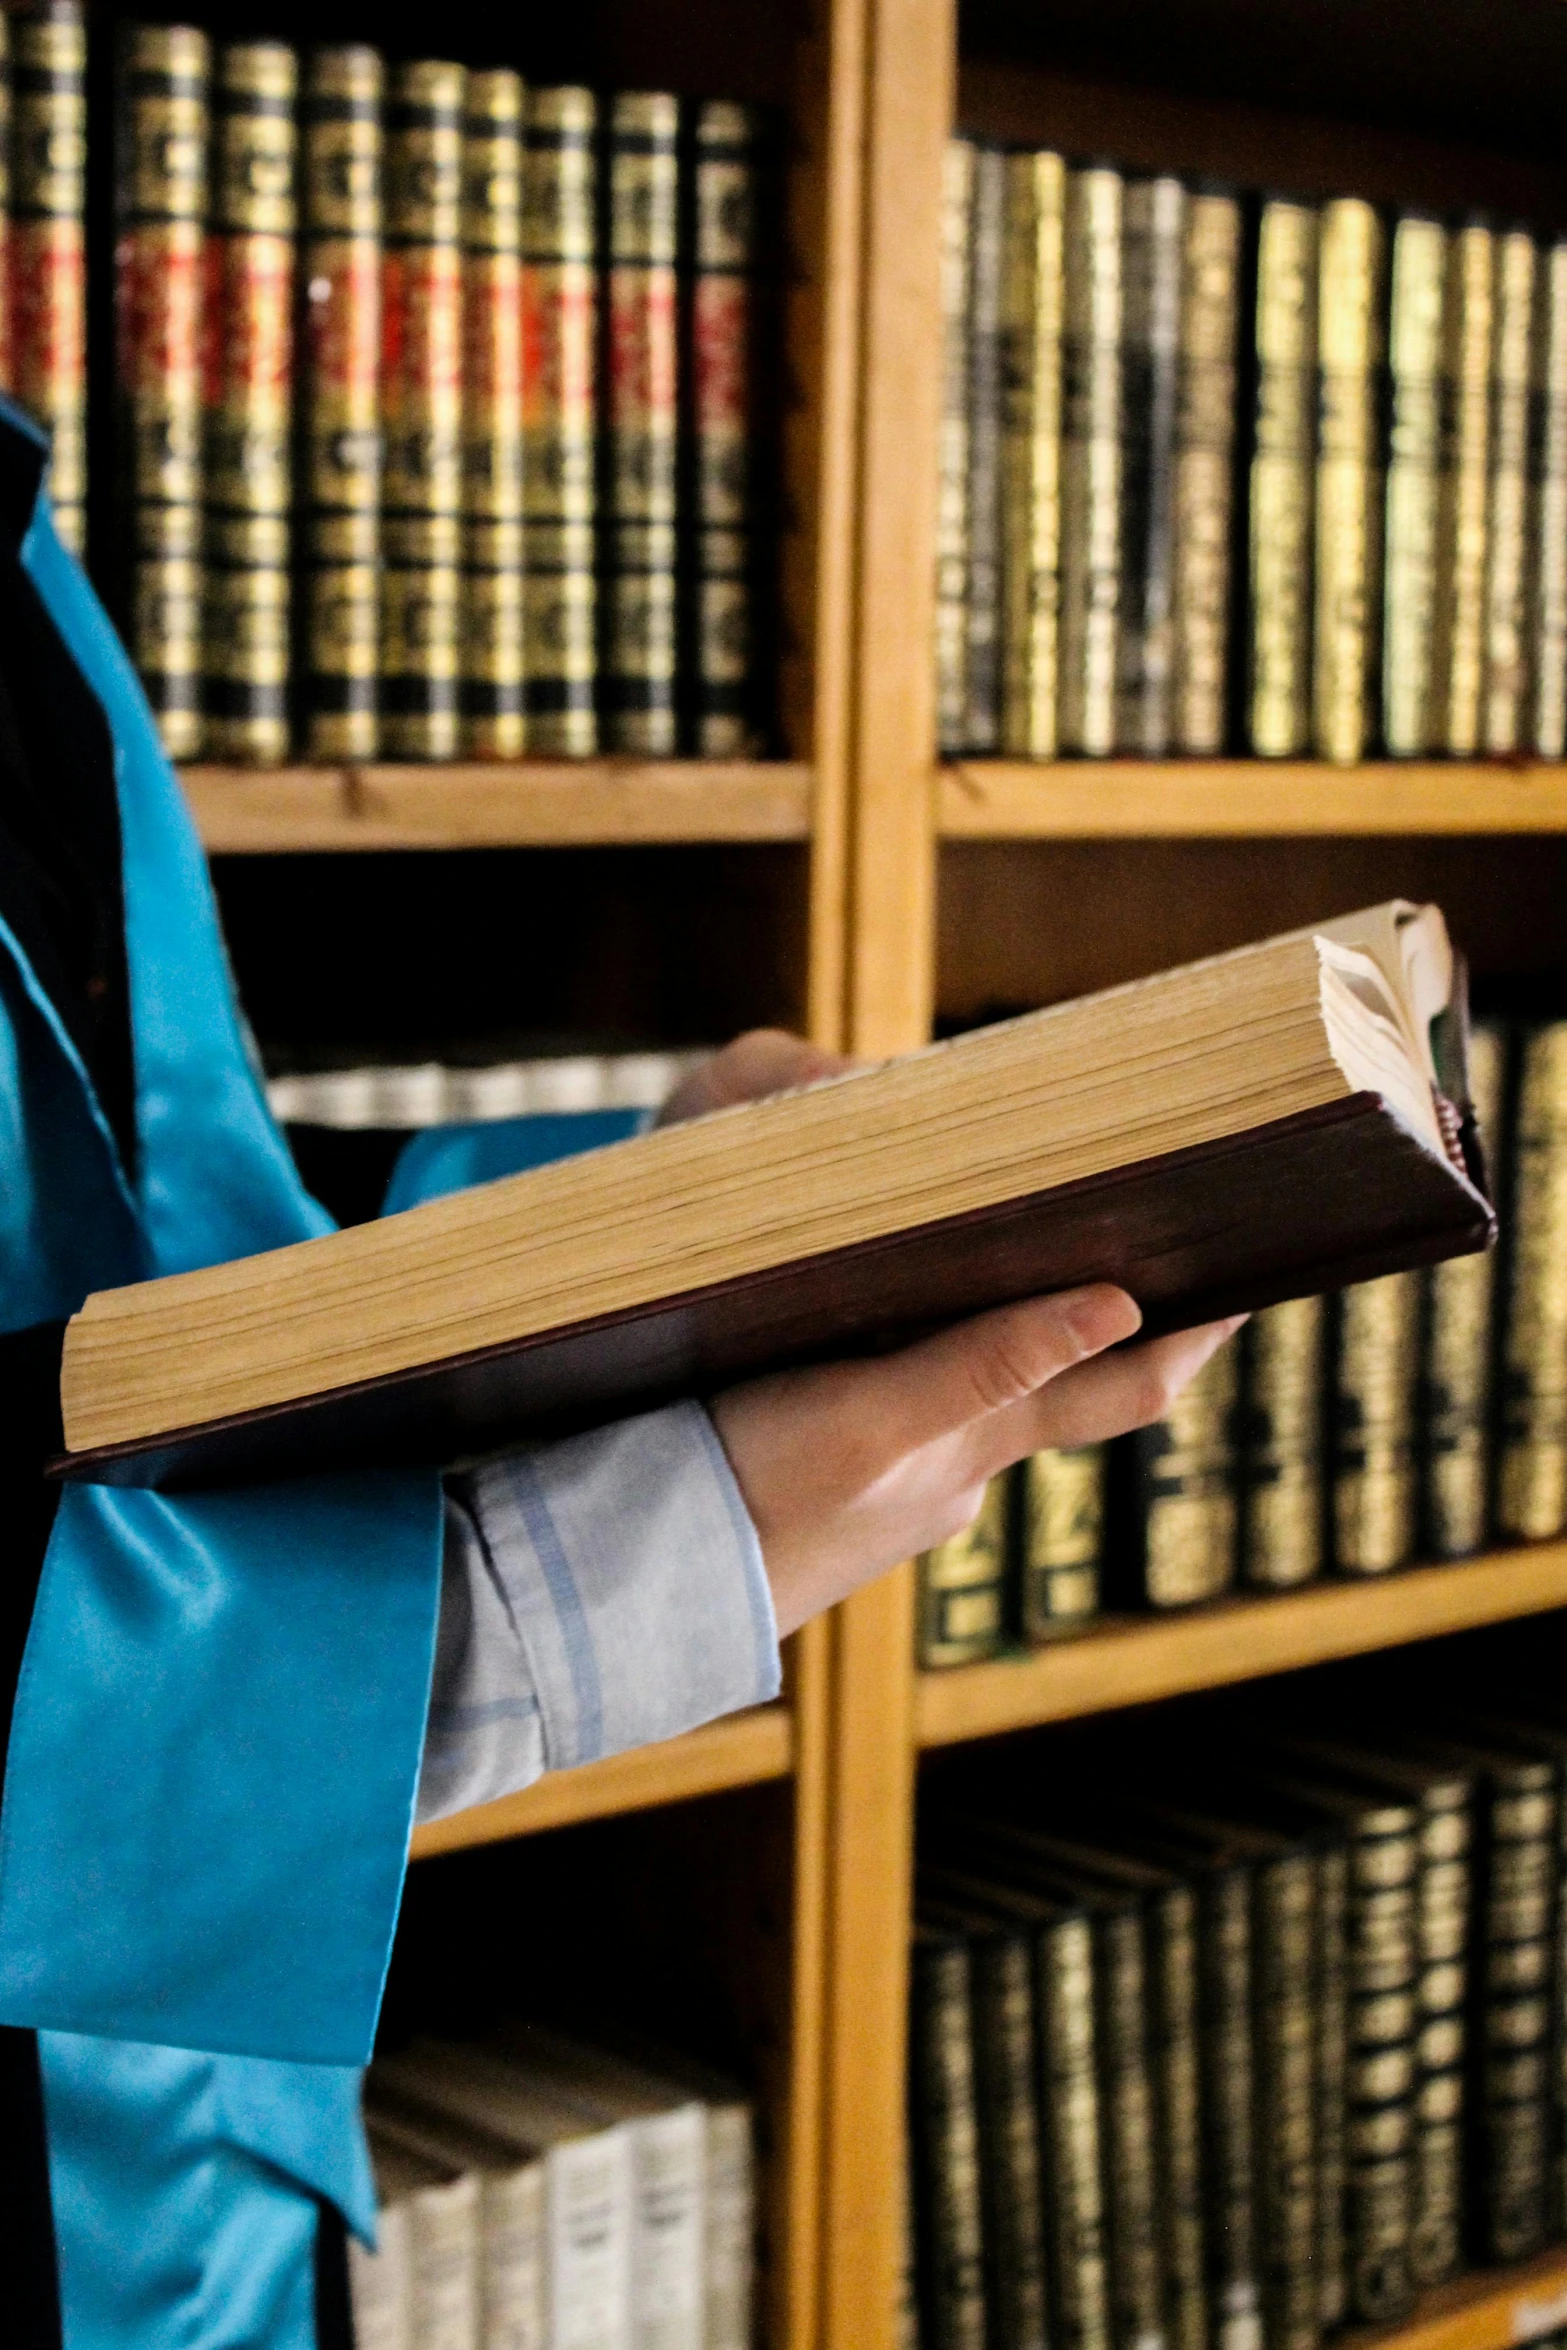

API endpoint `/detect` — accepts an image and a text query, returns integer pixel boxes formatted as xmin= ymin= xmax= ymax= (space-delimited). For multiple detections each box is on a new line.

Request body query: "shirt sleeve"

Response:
xmin=415 ymin=1399 xmax=781 ymax=1826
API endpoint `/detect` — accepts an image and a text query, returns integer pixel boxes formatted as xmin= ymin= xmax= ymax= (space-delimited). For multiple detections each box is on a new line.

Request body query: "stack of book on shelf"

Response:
xmin=918 ymin=1011 xmax=1567 ymax=1663
xmin=353 ymin=2023 xmax=753 ymax=2350
xmin=911 ymin=1653 xmax=1567 ymax=2350
xmin=937 ymin=141 xmax=1567 ymax=763
xmin=0 ymin=5 xmax=773 ymax=767
xmin=266 ymin=1050 xmax=705 ymax=1132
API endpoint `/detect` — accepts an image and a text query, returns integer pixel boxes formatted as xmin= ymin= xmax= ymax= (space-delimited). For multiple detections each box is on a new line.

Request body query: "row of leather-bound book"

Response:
xmin=909 ymin=1657 xmax=1567 ymax=2350
xmin=919 ymin=1016 xmax=1567 ymax=1663
xmin=0 ymin=6 xmax=771 ymax=766
xmin=353 ymin=2023 xmax=753 ymax=2350
xmin=937 ymin=142 xmax=1567 ymax=764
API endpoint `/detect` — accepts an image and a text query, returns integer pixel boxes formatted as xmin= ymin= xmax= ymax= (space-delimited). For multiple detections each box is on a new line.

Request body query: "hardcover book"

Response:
xmin=55 ymin=902 xmax=1493 ymax=1486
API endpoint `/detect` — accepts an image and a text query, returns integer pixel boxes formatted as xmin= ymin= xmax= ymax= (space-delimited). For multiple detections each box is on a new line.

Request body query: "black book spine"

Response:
xmin=1095 ymin=1908 xmax=1166 ymax=2350
xmin=1343 ymin=1805 xmax=1419 ymax=2324
xmin=1252 ymin=1852 xmax=1319 ymax=2350
xmin=1410 ymin=1790 xmax=1472 ymax=2284
xmin=971 ymin=1929 xmax=1051 ymax=2350
xmin=963 ymin=144 xmax=1006 ymax=753
xmin=910 ymin=1931 xmax=989 ymax=2350
xmin=1313 ymin=1845 xmax=1351 ymax=2333
xmin=1037 ymin=1912 xmax=1114 ymax=2350
xmin=1470 ymin=1762 xmax=1558 ymax=2262
xmin=1196 ymin=1868 xmax=1262 ymax=2350
xmin=1147 ymin=1884 xmax=1208 ymax=2350
xmin=1116 ymin=175 xmax=1183 ymax=754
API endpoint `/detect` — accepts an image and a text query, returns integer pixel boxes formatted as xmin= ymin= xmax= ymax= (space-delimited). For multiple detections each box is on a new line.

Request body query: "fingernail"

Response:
xmin=1065 ymin=1284 xmax=1143 ymax=1353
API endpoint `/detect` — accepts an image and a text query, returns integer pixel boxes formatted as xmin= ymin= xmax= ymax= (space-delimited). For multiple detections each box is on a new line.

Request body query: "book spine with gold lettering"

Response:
xmin=999 ymin=149 xmax=1064 ymax=760
xmin=1482 ymin=230 xmax=1538 ymax=754
xmin=1117 ymin=175 xmax=1184 ymax=755
xmin=1432 ymin=222 xmax=1494 ymax=755
xmin=909 ymin=1926 xmax=988 ymax=2350
xmin=1412 ymin=1777 xmax=1471 ymax=2285
xmin=1343 ymin=1798 xmax=1418 ymax=2321
xmin=969 ymin=1924 xmax=1050 ymax=2350
xmin=115 ymin=22 xmax=208 ymax=762
xmin=1313 ymin=197 xmax=1385 ymax=763
xmin=1382 ymin=215 xmax=1447 ymax=756
xmin=1093 ymin=1902 xmax=1165 ymax=2350
xmin=686 ymin=99 xmax=760 ymax=757
xmin=520 ymin=85 xmax=597 ymax=756
xmin=1039 ymin=1909 xmax=1112 ymax=2350
xmin=935 ymin=139 xmax=974 ymax=758
xmin=0 ymin=14 xmax=13 ymax=396
xmin=1498 ymin=1023 xmax=1567 ymax=1541
xmin=12 ymin=0 xmax=88 ymax=552
xmin=1472 ymin=1751 xmax=1558 ymax=2263
xmin=1146 ymin=1882 xmax=1207 ymax=2350
xmin=459 ymin=70 xmax=524 ymax=760
xmin=1109 ymin=1343 xmax=1239 ymax=1609
xmin=1421 ymin=1019 xmax=1506 ymax=1558
xmin=203 ymin=41 xmax=296 ymax=767
xmin=381 ymin=60 xmax=464 ymax=761
xmin=1532 ymin=242 xmax=1567 ymax=757
xmin=916 ymin=1474 xmax=1008 ymax=1669
xmin=963 ymin=143 xmax=1006 ymax=755
xmin=1239 ymin=1294 xmax=1325 ymax=1590
xmin=1059 ymin=165 xmax=1123 ymax=756
xmin=1253 ymin=1850 xmax=1320 ymax=2350
xmin=300 ymin=46 xmax=382 ymax=762
xmin=1171 ymin=189 xmax=1239 ymax=755
xmin=1018 ymin=1444 xmax=1103 ymax=1642
xmin=1331 ymin=1272 xmax=1422 ymax=1574
xmin=605 ymin=90 xmax=680 ymax=756
xmin=1314 ymin=1843 xmax=1351 ymax=2331
xmin=1247 ymin=198 xmax=1318 ymax=756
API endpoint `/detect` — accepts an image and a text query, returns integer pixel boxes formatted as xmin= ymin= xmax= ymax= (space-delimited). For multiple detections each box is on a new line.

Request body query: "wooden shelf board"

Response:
xmin=939 ymin=760 xmax=1567 ymax=839
xmin=407 ymin=1704 xmax=793 ymax=1859
xmin=1344 ymin=2250 xmax=1567 ymax=2350
xmin=916 ymin=1544 xmax=1567 ymax=1749
xmin=181 ymin=760 xmax=814 ymax=853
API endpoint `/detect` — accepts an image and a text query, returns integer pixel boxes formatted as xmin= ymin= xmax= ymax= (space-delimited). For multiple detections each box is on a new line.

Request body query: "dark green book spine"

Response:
xmin=1109 ymin=1346 xmax=1239 ymax=1610
xmin=1410 ymin=1789 xmax=1471 ymax=2283
xmin=1472 ymin=1763 xmax=1557 ymax=2261
xmin=910 ymin=1930 xmax=989 ymax=2350
xmin=1331 ymin=1273 xmax=1422 ymax=1575
xmin=1095 ymin=1907 xmax=1166 ymax=2350
xmin=604 ymin=90 xmax=680 ymax=755
xmin=1252 ymin=1852 xmax=1319 ymax=2350
xmin=1314 ymin=1845 xmax=1351 ymax=2332
xmin=1116 ymin=175 xmax=1184 ymax=754
xmin=971 ymin=1929 xmax=1051 ymax=2350
xmin=1196 ymin=1868 xmax=1262 ymax=2350
xmin=963 ymin=144 xmax=1006 ymax=753
xmin=1147 ymin=1885 xmax=1208 ymax=2350
xmin=1343 ymin=1803 xmax=1419 ymax=2324
xmin=1037 ymin=1912 xmax=1113 ymax=2350
xmin=1239 ymin=1296 xmax=1325 ymax=1591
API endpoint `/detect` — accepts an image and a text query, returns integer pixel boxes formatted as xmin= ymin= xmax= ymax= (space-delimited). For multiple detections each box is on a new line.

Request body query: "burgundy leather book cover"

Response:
xmin=55 ymin=1093 xmax=1493 ymax=1491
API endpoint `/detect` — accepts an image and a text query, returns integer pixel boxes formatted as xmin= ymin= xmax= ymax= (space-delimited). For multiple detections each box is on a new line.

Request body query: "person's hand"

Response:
xmin=657 ymin=1028 xmax=852 ymax=1127
xmin=712 ymin=1285 xmax=1244 ymax=1636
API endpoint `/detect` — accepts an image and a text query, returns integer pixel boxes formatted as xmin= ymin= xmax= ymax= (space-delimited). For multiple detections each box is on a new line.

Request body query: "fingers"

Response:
xmin=657 ymin=1029 xmax=852 ymax=1127
xmin=860 ymin=1285 xmax=1144 ymax=1456
xmin=969 ymin=1315 xmax=1246 ymax=1479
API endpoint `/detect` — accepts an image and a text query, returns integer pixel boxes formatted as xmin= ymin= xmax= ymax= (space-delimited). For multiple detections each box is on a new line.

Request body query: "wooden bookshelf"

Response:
xmin=915 ymin=1545 xmax=1567 ymax=1748
xmin=940 ymin=759 xmax=1567 ymax=838
xmin=181 ymin=760 xmax=814 ymax=853
xmin=407 ymin=1704 xmax=794 ymax=1859
xmin=1345 ymin=2252 xmax=1567 ymax=2350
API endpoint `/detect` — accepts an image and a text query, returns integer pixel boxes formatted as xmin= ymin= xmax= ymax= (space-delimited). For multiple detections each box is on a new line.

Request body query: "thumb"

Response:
xmin=863 ymin=1284 xmax=1143 ymax=1455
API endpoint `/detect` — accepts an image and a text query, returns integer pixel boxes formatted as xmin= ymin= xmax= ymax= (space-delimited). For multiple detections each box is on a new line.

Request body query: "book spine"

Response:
xmin=605 ymin=90 xmax=680 ymax=756
xmin=1312 ymin=197 xmax=1385 ymax=762
xmin=1482 ymin=229 xmax=1538 ymax=755
xmin=203 ymin=41 xmax=296 ymax=768
xmin=935 ymin=140 xmax=974 ymax=757
xmin=1247 ymin=199 xmax=1318 ymax=756
xmin=1554 ymin=1790 xmax=1567 ymax=2240
xmin=1421 ymin=1020 xmax=1506 ymax=1558
xmin=115 ymin=22 xmax=208 ymax=763
xmin=1472 ymin=1764 xmax=1558 ymax=2262
xmin=380 ymin=60 xmax=464 ymax=761
xmin=686 ymin=99 xmax=760 ymax=757
xmin=702 ymin=2105 xmax=755 ymax=2350
xmin=11 ymin=0 xmax=88 ymax=552
xmin=409 ymin=2171 xmax=483 ymax=2350
xmin=349 ymin=2196 xmax=413 ymax=2350
xmin=1171 ymin=189 xmax=1240 ymax=756
xmin=1498 ymin=1024 xmax=1567 ymax=1540
xmin=1410 ymin=1791 xmax=1472 ymax=2285
xmin=1382 ymin=216 xmax=1447 ymax=756
xmin=483 ymin=2162 xmax=546 ymax=2350
xmin=916 ymin=1475 xmax=1009 ymax=1668
xmin=1532 ymin=241 xmax=1567 ymax=757
xmin=629 ymin=2104 xmax=705 ymax=2350
xmin=1096 ymin=1908 xmax=1167 ymax=2350
xmin=1197 ymin=1868 xmax=1262 ymax=2350
xmin=459 ymin=70 xmax=525 ymax=761
xmin=1116 ymin=175 xmax=1184 ymax=755
xmin=1059 ymin=165 xmax=1124 ymax=755
xmin=300 ymin=45 xmax=383 ymax=762
xmin=0 ymin=12 xmax=11 ymax=393
xmin=1147 ymin=1885 xmax=1208 ymax=2350
xmin=546 ymin=2127 xmax=635 ymax=2350
xmin=1038 ymin=1913 xmax=1113 ymax=2350
xmin=1000 ymin=149 xmax=1065 ymax=759
xmin=1117 ymin=1344 xmax=1239 ymax=1609
xmin=520 ymin=85 xmax=598 ymax=756
xmin=970 ymin=1930 xmax=1051 ymax=2350
xmin=1252 ymin=1853 xmax=1319 ymax=2350
xmin=1344 ymin=1803 xmax=1419 ymax=2323
xmin=1331 ymin=1272 xmax=1422 ymax=1575
xmin=910 ymin=1932 xmax=989 ymax=2350
xmin=1018 ymin=1444 xmax=1104 ymax=1642
xmin=1313 ymin=1845 xmax=1351 ymax=2332
xmin=961 ymin=144 xmax=1005 ymax=754
xmin=1239 ymin=1295 xmax=1325 ymax=1591
xmin=1432 ymin=223 xmax=1494 ymax=755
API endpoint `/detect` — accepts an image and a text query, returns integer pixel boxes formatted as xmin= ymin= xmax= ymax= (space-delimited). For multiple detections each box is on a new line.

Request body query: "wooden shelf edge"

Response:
xmin=408 ymin=1704 xmax=793 ymax=1858
xmin=939 ymin=760 xmax=1567 ymax=839
xmin=915 ymin=1543 xmax=1567 ymax=1749
xmin=181 ymin=760 xmax=814 ymax=852
xmin=1343 ymin=2250 xmax=1567 ymax=2350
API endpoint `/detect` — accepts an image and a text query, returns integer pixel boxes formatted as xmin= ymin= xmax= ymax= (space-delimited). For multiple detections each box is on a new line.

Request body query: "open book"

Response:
xmin=55 ymin=901 xmax=1493 ymax=1488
